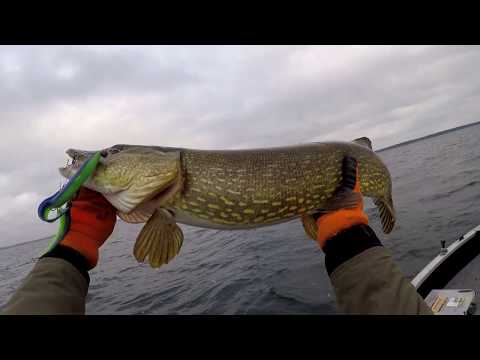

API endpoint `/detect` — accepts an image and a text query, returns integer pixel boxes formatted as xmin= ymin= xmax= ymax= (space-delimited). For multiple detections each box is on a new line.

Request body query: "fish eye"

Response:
xmin=102 ymin=148 xmax=121 ymax=156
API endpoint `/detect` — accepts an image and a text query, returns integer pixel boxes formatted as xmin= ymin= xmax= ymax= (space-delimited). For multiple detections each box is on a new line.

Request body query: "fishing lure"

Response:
xmin=37 ymin=151 xmax=101 ymax=255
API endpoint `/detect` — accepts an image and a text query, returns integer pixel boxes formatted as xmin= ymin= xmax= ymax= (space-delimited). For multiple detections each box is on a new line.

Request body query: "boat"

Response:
xmin=411 ymin=224 xmax=480 ymax=315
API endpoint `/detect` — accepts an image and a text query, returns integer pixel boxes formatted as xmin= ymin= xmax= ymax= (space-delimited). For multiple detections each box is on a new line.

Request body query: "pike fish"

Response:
xmin=60 ymin=137 xmax=395 ymax=268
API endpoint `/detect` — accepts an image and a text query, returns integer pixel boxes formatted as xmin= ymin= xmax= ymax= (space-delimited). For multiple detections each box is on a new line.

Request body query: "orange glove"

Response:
xmin=60 ymin=187 xmax=117 ymax=269
xmin=316 ymin=156 xmax=369 ymax=248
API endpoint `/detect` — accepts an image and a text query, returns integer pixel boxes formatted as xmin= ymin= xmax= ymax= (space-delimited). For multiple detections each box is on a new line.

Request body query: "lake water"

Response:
xmin=2 ymin=124 xmax=480 ymax=314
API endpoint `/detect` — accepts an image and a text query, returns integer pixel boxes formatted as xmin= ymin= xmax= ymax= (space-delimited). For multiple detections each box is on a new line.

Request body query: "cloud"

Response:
xmin=1 ymin=45 xmax=480 ymax=246
xmin=0 ymin=191 xmax=40 ymax=217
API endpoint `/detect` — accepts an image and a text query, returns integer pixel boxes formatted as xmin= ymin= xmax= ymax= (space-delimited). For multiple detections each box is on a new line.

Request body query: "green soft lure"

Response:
xmin=38 ymin=151 xmax=101 ymax=255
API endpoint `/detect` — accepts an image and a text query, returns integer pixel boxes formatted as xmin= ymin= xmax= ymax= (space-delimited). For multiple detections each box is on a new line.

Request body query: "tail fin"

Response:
xmin=374 ymin=195 xmax=395 ymax=233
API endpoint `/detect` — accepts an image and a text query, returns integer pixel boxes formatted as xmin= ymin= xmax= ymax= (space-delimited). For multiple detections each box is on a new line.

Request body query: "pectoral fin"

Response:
xmin=301 ymin=215 xmax=318 ymax=241
xmin=133 ymin=209 xmax=184 ymax=268
xmin=118 ymin=208 xmax=154 ymax=223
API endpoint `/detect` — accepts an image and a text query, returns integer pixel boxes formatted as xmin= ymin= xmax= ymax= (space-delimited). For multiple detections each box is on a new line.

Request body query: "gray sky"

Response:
xmin=1 ymin=45 xmax=480 ymax=247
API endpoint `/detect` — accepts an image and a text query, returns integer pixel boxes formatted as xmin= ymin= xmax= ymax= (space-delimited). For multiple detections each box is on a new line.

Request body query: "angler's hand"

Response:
xmin=60 ymin=187 xmax=117 ymax=269
xmin=314 ymin=156 xmax=369 ymax=249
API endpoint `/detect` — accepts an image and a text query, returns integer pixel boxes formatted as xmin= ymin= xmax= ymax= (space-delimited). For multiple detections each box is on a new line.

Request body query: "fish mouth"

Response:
xmin=59 ymin=149 xmax=98 ymax=178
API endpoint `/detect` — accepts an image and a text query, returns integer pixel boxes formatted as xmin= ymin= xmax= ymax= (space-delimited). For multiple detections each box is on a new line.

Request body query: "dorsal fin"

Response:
xmin=352 ymin=137 xmax=372 ymax=149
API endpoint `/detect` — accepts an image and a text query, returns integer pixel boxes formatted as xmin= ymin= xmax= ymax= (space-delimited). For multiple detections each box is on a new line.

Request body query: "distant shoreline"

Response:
xmin=377 ymin=120 xmax=480 ymax=152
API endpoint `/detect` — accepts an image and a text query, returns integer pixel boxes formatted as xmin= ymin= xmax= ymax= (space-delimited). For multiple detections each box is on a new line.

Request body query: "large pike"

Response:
xmin=60 ymin=137 xmax=395 ymax=268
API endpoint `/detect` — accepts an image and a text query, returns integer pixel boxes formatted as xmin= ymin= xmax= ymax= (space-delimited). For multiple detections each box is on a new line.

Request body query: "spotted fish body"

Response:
xmin=121 ymin=140 xmax=395 ymax=233
xmin=61 ymin=138 xmax=395 ymax=268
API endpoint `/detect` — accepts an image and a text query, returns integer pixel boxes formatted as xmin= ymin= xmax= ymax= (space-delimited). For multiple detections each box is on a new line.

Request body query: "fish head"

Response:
xmin=59 ymin=144 xmax=182 ymax=213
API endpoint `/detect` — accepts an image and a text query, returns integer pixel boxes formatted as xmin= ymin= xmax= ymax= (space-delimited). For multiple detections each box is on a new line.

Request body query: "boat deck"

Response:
xmin=445 ymin=251 xmax=480 ymax=314
xmin=412 ymin=226 xmax=480 ymax=315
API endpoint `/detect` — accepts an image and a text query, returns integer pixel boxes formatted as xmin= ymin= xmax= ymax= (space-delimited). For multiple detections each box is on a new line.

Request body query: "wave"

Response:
xmin=420 ymin=180 xmax=480 ymax=202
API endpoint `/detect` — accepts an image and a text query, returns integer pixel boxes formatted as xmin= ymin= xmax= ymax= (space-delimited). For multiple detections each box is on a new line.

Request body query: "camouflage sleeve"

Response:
xmin=2 ymin=246 xmax=89 ymax=315
xmin=324 ymin=225 xmax=433 ymax=315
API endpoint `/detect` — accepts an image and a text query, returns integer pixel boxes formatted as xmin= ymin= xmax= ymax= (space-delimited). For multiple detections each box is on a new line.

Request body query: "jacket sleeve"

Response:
xmin=324 ymin=225 xmax=433 ymax=315
xmin=2 ymin=246 xmax=90 ymax=315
